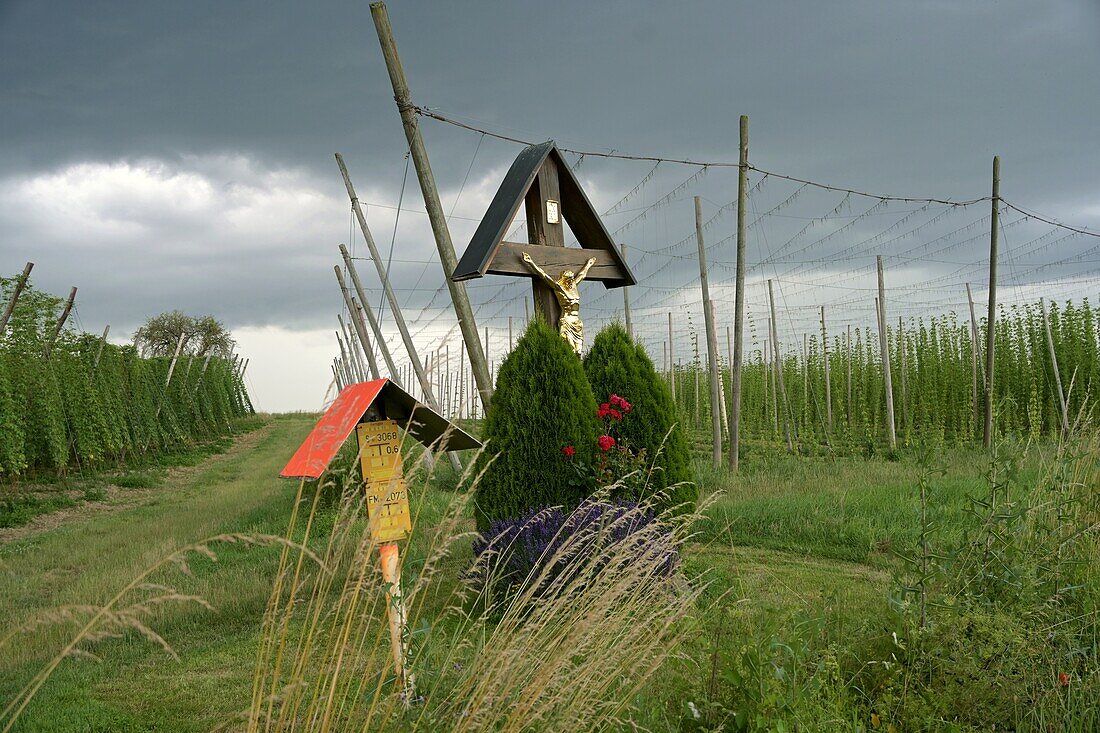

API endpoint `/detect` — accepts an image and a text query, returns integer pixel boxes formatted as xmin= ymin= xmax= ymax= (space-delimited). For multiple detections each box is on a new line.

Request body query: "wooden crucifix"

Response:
xmin=452 ymin=141 xmax=636 ymax=354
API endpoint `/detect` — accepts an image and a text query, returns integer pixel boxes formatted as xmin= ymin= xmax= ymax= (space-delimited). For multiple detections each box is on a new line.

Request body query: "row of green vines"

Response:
xmin=669 ymin=298 xmax=1100 ymax=451
xmin=0 ymin=274 xmax=253 ymax=478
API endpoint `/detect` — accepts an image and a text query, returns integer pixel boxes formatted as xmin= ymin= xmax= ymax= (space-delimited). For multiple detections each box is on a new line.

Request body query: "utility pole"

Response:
xmin=369 ymin=2 xmax=492 ymax=413
xmin=0 ymin=261 xmax=33 ymax=336
xmin=44 ymin=286 xmax=77 ymax=358
xmin=983 ymin=156 xmax=1001 ymax=449
xmin=334 ymin=263 xmax=385 ymax=380
xmin=1041 ymin=298 xmax=1070 ymax=437
xmin=621 ymin=243 xmax=633 ymax=338
xmin=966 ymin=282 xmax=982 ymax=435
xmin=335 ymin=159 xmax=441 ymax=410
xmin=768 ymin=280 xmax=793 ymax=451
xmin=876 ymin=257 xmax=897 ymax=450
xmin=694 ymin=197 xmax=722 ymax=465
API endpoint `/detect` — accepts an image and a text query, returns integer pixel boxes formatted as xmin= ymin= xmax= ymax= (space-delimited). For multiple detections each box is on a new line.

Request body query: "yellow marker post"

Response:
xmin=355 ymin=419 xmax=415 ymax=700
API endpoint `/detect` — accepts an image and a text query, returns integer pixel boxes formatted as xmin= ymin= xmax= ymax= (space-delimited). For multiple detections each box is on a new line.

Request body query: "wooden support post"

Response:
xmin=713 ymin=303 xmax=728 ymax=436
xmin=876 ymin=257 xmax=897 ymax=450
xmin=336 ymin=330 xmax=354 ymax=382
xmin=335 ymin=164 xmax=443 ymax=409
xmin=44 ymin=286 xmax=77 ymax=358
xmin=508 ymin=316 xmax=513 ymax=352
xmin=768 ymin=280 xmax=794 ymax=451
xmin=93 ymin=325 xmax=110 ymax=369
xmin=0 ymin=261 xmax=34 ymax=336
xmin=1041 ymin=298 xmax=1070 ymax=437
xmin=332 ymin=362 xmax=344 ymax=391
xmin=369 ymin=2 xmax=493 ymax=413
xmin=803 ymin=333 xmax=809 ymax=430
xmin=729 ymin=115 xmax=749 ymax=470
xmin=668 ymin=312 xmax=676 ymax=402
xmin=339 ymin=315 xmax=366 ymax=381
xmin=820 ymin=307 xmax=832 ymax=430
xmin=983 ymin=156 xmax=1000 ymax=449
xmin=898 ymin=315 xmax=909 ymax=433
xmin=336 ymin=252 xmax=393 ymax=380
xmin=726 ymin=324 xmax=734 ymax=438
xmin=694 ymin=196 xmax=722 ymax=465
xmin=966 ymin=282 xmax=982 ymax=435
xmin=621 ymin=243 xmax=633 ymax=338
xmin=846 ymin=324 xmax=853 ymax=425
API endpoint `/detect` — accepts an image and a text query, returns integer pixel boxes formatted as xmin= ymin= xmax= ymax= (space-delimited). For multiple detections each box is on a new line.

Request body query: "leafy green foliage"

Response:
xmin=584 ymin=323 xmax=695 ymax=513
xmin=133 ymin=310 xmax=234 ymax=357
xmin=473 ymin=318 xmax=600 ymax=531
xmin=0 ymin=273 xmax=254 ymax=478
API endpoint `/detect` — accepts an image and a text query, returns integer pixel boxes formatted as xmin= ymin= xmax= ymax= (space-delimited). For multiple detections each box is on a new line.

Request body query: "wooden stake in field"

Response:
xmin=43 ymin=286 xmax=77 ymax=358
xmin=1041 ymin=298 xmax=1070 ymax=437
xmin=369 ymin=2 xmax=493 ymax=413
xmin=846 ymin=323 xmax=853 ymax=425
xmin=668 ymin=312 xmax=676 ymax=402
xmin=694 ymin=196 xmax=722 ymax=465
xmin=0 ymin=261 xmax=33 ymax=336
xmin=876 ymin=257 xmax=897 ymax=450
xmin=983 ymin=156 xmax=1001 ymax=449
xmin=621 ymin=243 xmax=633 ymax=338
xmin=335 ymin=258 xmax=390 ymax=380
xmin=729 ymin=114 xmax=749 ymax=471
xmin=820 ymin=307 xmax=832 ymax=430
xmin=93 ymin=325 xmax=110 ymax=370
xmin=898 ymin=315 xmax=909 ymax=434
xmin=768 ymin=280 xmax=794 ymax=451
xmin=966 ymin=282 xmax=982 ymax=435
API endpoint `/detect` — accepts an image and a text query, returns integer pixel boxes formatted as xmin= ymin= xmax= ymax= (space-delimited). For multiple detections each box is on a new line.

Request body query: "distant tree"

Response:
xmin=133 ymin=311 xmax=235 ymax=357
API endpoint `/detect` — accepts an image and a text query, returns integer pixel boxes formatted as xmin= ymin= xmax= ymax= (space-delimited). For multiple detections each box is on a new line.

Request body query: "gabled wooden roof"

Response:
xmin=279 ymin=379 xmax=481 ymax=480
xmin=452 ymin=141 xmax=636 ymax=288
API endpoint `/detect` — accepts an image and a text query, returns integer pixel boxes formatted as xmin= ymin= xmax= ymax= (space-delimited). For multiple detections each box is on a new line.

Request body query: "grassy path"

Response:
xmin=0 ymin=414 xmax=315 ymax=732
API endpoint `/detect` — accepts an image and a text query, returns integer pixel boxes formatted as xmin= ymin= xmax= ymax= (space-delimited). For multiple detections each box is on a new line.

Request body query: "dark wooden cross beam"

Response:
xmin=452 ymin=141 xmax=636 ymax=332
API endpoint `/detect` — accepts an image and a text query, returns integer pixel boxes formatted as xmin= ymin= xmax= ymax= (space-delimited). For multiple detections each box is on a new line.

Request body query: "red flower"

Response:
xmin=609 ymin=408 xmax=622 ymax=421
xmin=620 ymin=400 xmax=632 ymax=413
xmin=597 ymin=403 xmax=611 ymax=418
xmin=597 ymin=435 xmax=616 ymax=452
xmin=609 ymin=394 xmax=623 ymax=407
xmin=561 ymin=445 xmax=576 ymax=458
xmin=1059 ymin=672 xmax=1070 ymax=687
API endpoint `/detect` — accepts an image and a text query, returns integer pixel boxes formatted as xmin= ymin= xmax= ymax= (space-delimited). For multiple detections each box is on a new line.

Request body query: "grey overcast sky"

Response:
xmin=2 ymin=1 xmax=1098 ymax=411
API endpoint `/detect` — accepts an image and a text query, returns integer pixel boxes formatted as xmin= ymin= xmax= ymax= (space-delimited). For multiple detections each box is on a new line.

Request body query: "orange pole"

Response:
xmin=379 ymin=542 xmax=414 ymax=701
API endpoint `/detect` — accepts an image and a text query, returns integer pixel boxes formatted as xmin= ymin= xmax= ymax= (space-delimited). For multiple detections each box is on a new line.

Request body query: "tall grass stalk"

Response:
xmin=247 ymin=435 xmax=705 ymax=732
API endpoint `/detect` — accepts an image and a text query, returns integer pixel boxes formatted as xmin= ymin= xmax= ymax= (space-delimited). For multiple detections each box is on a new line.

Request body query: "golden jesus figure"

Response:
xmin=521 ymin=251 xmax=597 ymax=355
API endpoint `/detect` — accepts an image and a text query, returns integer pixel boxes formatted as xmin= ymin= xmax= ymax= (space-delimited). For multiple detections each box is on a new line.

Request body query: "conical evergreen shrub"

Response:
xmin=583 ymin=323 xmax=695 ymax=513
xmin=474 ymin=318 xmax=600 ymax=531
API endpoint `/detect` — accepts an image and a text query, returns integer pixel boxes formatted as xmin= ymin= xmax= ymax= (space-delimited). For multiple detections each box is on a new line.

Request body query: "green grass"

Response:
xmin=0 ymin=415 xmax=1086 ymax=731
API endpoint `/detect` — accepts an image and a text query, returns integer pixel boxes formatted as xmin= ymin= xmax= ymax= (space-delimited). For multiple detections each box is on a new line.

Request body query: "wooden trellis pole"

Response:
xmin=983 ymin=156 xmax=1000 ymax=449
xmin=336 ymin=250 xmax=394 ymax=381
xmin=694 ymin=195 xmax=722 ymax=464
xmin=369 ymin=1 xmax=492 ymax=414
xmin=729 ymin=114 xmax=749 ymax=471
xmin=44 ymin=286 xmax=77 ymax=358
xmin=768 ymin=280 xmax=793 ymax=451
xmin=966 ymin=282 xmax=983 ymax=435
xmin=0 ymin=261 xmax=33 ymax=336
xmin=621 ymin=243 xmax=633 ymax=338
xmin=1041 ymin=298 xmax=1070 ymax=437
xmin=876 ymin=257 xmax=897 ymax=450
xmin=93 ymin=325 xmax=110 ymax=370
xmin=820 ymin=307 xmax=832 ymax=430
